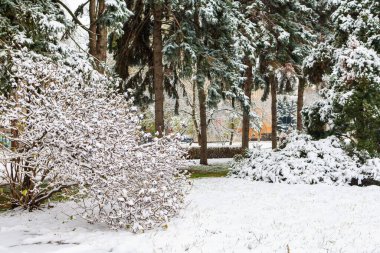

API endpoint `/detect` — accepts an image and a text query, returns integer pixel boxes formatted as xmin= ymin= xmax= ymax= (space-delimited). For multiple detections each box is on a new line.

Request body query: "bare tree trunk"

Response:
xmin=197 ymin=75 xmax=208 ymax=165
xmin=88 ymin=0 xmax=107 ymax=73
xmin=297 ymin=77 xmax=305 ymax=131
xmin=96 ymin=0 xmax=107 ymax=73
xmin=193 ymin=2 xmax=207 ymax=164
xmin=270 ymin=74 xmax=277 ymax=149
xmin=153 ymin=3 xmax=164 ymax=137
xmin=191 ymin=81 xmax=201 ymax=146
xmin=89 ymin=0 xmax=97 ymax=59
xmin=242 ymin=58 xmax=253 ymax=150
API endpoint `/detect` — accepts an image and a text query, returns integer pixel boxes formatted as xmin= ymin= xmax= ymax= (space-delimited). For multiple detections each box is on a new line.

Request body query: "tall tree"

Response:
xmin=165 ymin=0 xmax=245 ymax=164
xmin=304 ymin=0 xmax=380 ymax=155
xmin=244 ymin=0 xmax=320 ymax=149
xmin=231 ymin=1 xmax=259 ymax=150
xmin=113 ymin=1 xmax=176 ymax=135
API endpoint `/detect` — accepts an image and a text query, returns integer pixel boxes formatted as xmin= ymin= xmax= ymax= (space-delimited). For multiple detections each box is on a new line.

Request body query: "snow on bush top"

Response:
xmin=230 ymin=133 xmax=380 ymax=185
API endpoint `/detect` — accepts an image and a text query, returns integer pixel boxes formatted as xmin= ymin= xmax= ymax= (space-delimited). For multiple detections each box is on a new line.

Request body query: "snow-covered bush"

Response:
xmin=0 ymin=48 xmax=189 ymax=231
xmin=230 ymin=133 xmax=380 ymax=185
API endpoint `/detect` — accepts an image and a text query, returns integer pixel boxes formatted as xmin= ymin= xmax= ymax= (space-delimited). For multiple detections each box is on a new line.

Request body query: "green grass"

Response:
xmin=188 ymin=164 xmax=230 ymax=179
xmin=0 ymin=186 xmax=12 ymax=212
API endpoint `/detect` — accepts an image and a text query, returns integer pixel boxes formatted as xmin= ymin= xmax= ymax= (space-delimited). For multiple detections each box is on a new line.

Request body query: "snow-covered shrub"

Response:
xmin=230 ymin=133 xmax=380 ymax=185
xmin=0 ymin=48 xmax=189 ymax=231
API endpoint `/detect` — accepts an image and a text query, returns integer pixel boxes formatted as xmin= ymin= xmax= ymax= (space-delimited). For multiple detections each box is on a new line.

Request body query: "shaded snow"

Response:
xmin=1 ymin=178 xmax=380 ymax=252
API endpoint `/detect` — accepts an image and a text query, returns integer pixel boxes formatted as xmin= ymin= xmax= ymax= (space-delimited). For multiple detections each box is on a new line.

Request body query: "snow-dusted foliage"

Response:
xmin=230 ymin=133 xmax=380 ymax=185
xmin=302 ymin=0 xmax=380 ymax=154
xmin=277 ymin=96 xmax=297 ymax=133
xmin=0 ymin=0 xmax=72 ymax=49
xmin=0 ymin=48 xmax=189 ymax=231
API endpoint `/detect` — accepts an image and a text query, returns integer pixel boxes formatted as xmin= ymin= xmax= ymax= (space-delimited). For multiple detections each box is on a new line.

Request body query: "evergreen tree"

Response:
xmin=277 ymin=96 xmax=297 ymax=133
xmin=231 ymin=1 xmax=259 ymax=150
xmin=164 ymin=0 xmax=245 ymax=164
xmin=113 ymin=0 xmax=174 ymax=136
xmin=242 ymin=0 xmax=320 ymax=149
xmin=304 ymin=0 xmax=380 ymax=155
xmin=0 ymin=0 xmax=73 ymax=95
xmin=68 ymin=0 xmax=131 ymax=73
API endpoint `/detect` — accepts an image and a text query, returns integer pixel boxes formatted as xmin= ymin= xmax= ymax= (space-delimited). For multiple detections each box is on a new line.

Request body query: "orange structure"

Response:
xmin=238 ymin=121 xmax=272 ymax=141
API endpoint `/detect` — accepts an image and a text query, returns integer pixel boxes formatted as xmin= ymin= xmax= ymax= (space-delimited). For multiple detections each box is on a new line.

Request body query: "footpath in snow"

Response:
xmin=1 ymin=178 xmax=380 ymax=253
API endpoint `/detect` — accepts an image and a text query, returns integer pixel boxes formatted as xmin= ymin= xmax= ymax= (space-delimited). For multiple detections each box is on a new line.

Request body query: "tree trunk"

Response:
xmin=197 ymin=75 xmax=208 ymax=165
xmin=153 ymin=3 xmax=164 ymax=137
xmin=96 ymin=0 xmax=107 ymax=73
xmin=270 ymin=74 xmax=277 ymax=149
xmin=89 ymin=0 xmax=97 ymax=59
xmin=242 ymin=58 xmax=253 ymax=150
xmin=88 ymin=0 xmax=107 ymax=73
xmin=194 ymin=1 xmax=207 ymax=164
xmin=297 ymin=77 xmax=305 ymax=131
xmin=191 ymin=81 xmax=201 ymax=146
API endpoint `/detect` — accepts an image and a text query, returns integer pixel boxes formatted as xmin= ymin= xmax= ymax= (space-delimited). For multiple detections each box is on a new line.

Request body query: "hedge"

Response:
xmin=187 ymin=146 xmax=244 ymax=159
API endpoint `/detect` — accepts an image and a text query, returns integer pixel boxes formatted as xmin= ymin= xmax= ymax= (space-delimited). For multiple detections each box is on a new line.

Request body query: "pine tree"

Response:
xmin=277 ymin=96 xmax=297 ymax=133
xmin=304 ymin=0 xmax=380 ymax=155
xmin=0 ymin=0 xmax=72 ymax=95
xmin=52 ymin=0 xmax=131 ymax=73
xmin=243 ymin=0 xmax=320 ymax=149
xmin=112 ymin=0 xmax=175 ymax=136
xmin=164 ymin=0 xmax=245 ymax=164
xmin=231 ymin=1 xmax=259 ymax=150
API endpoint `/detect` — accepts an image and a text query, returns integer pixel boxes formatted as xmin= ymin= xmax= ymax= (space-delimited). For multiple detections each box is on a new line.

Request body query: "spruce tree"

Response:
xmin=113 ymin=0 xmax=175 ymax=135
xmin=304 ymin=0 xmax=380 ymax=155
xmin=164 ymin=0 xmax=245 ymax=164
xmin=277 ymin=97 xmax=297 ymax=133
xmin=242 ymin=0 xmax=320 ymax=149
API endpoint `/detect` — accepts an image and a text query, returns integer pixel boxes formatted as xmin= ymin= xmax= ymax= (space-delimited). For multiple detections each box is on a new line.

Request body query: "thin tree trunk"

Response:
xmin=96 ymin=0 xmax=107 ymax=73
xmin=270 ymin=74 xmax=277 ymax=149
xmin=197 ymin=75 xmax=208 ymax=165
xmin=242 ymin=58 xmax=253 ymax=150
xmin=191 ymin=81 xmax=201 ymax=146
xmin=153 ymin=3 xmax=164 ymax=137
xmin=297 ymin=77 xmax=305 ymax=131
xmin=10 ymin=115 xmax=20 ymax=205
xmin=194 ymin=2 xmax=207 ymax=164
xmin=89 ymin=0 xmax=97 ymax=59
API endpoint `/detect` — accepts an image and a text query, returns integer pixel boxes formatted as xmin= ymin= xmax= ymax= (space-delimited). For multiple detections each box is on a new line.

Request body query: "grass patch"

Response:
xmin=188 ymin=164 xmax=230 ymax=179
xmin=0 ymin=186 xmax=12 ymax=212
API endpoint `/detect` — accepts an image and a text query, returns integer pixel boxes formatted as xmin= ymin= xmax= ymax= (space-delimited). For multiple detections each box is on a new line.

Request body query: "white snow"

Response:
xmin=1 ymin=178 xmax=380 ymax=253
xmin=231 ymin=134 xmax=380 ymax=185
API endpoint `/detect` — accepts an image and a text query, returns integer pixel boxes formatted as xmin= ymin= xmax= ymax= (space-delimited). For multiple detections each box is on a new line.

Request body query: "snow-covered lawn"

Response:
xmin=1 ymin=178 xmax=380 ymax=253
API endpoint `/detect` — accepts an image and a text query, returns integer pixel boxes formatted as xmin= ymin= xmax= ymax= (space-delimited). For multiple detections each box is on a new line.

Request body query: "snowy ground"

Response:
xmin=1 ymin=178 xmax=380 ymax=253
